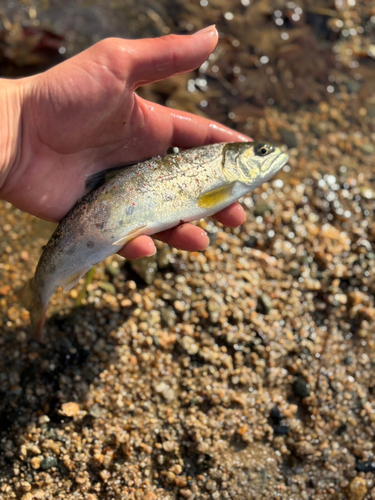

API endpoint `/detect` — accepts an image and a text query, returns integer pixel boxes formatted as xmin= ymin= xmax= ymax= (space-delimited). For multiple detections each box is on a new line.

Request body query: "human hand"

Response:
xmin=0 ymin=26 xmax=250 ymax=259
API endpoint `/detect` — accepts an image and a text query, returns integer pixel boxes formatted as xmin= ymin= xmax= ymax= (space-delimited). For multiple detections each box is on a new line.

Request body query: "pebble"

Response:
xmin=41 ymin=457 xmax=57 ymax=470
xmin=280 ymin=128 xmax=298 ymax=148
xmin=293 ymin=377 xmax=311 ymax=399
xmin=99 ymin=282 xmax=116 ymax=295
xmin=258 ymin=293 xmax=273 ymax=314
xmin=30 ymin=457 xmax=41 ymax=470
xmin=162 ymin=440 xmax=177 ymax=452
xmin=61 ymin=402 xmax=80 ymax=417
xmin=361 ymin=143 xmax=375 ymax=155
xmin=347 ymin=477 xmax=368 ymax=500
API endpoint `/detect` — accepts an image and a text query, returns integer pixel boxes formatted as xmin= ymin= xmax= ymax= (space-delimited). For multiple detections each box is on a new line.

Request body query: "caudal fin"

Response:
xmin=18 ymin=279 xmax=48 ymax=338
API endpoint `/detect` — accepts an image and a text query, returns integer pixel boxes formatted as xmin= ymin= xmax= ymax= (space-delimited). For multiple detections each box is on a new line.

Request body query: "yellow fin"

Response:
xmin=62 ymin=268 xmax=90 ymax=291
xmin=197 ymin=183 xmax=235 ymax=209
xmin=112 ymin=225 xmax=148 ymax=246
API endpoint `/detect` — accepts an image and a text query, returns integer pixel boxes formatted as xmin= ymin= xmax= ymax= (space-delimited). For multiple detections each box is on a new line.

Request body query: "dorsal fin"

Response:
xmin=84 ymin=160 xmax=149 ymax=195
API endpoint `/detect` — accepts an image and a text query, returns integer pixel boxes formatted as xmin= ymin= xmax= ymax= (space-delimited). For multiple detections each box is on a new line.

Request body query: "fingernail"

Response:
xmin=145 ymin=245 xmax=157 ymax=257
xmin=193 ymin=25 xmax=217 ymax=36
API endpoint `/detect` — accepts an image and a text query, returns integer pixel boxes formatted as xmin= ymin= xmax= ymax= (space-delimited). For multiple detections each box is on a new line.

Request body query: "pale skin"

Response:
xmin=0 ymin=26 xmax=250 ymax=259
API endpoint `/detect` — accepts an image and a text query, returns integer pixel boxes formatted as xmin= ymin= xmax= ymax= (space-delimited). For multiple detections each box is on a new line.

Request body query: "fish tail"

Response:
xmin=18 ymin=279 xmax=48 ymax=338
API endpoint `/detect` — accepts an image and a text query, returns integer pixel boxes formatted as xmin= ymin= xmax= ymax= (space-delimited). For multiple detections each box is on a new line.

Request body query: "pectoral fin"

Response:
xmin=197 ymin=183 xmax=236 ymax=209
xmin=62 ymin=268 xmax=91 ymax=291
xmin=112 ymin=225 xmax=149 ymax=246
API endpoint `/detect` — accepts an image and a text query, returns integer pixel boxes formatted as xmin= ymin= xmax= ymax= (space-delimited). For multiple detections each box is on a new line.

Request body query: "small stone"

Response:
xmin=347 ymin=477 xmax=367 ymax=500
xmin=344 ymin=79 xmax=362 ymax=93
xmin=206 ymin=480 xmax=217 ymax=491
xmin=20 ymin=251 xmax=30 ymax=261
xmin=361 ymin=143 xmax=375 ymax=155
xmin=180 ymin=489 xmax=193 ymax=499
xmin=294 ymin=377 xmax=311 ymax=398
xmin=360 ymin=188 xmax=375 ymax=200
xmin=270 ymin=406 xmax=284 ymax=423
xmin=294 ymin=440 xmax=314 ymax=457
xmin=21 ymin=494 xmax=33 ymax=500
xmin=155 ymin=381 xmax=168 ymax=393
xmin=7 ymin=307 xmax=18 ymax=321
xmin=61 ymin=402 xmax=80 ymax=417
xmin=30 ymin=457 xmax=41 ymax=469
xmin=38 ymin=415 xmax=50 ymax=425
xmin=89 ymin=403 xmax=102 ymax=418
xmin=162 ymin=388 xmax=175 ymax=402
xmin=99 ymin=282 xmax=116 ymax=295
xmin=166 ymin=471 xmax=176 ymax=482
xmin=130 ymin=255 xmax=158 ymax=284
xmin=258 ymin=293 xmax=273 ymax=314
xmin=162 ymin=440 xmax=177 ymax=452
xmin=0 ymin=285 xmax=11 ymax=295
xmin=20 ymin=481 xmax=31 ymax=492
xmin=160 ymin=306 xmax=177 ymax=328
xmin=179 ymin=336 xmax=199 ymax=355
xmin=254 ymin=203 xmax=272 ymax=216
xmin=33 ymin=490 xmax=45 ymax=499
xmin=41 ymin=457 xmax=57 ymax=470
xmin=100 ymin=470 xmax=111 ymax=481
xmin=144 ymin=493 xmax=157 ymax=500
xmin=280 ymin=128 xmax=298 ymax=148
xmin=29 ymin=445 xmax=41 ymax=455
xmin=157 ymin=246 xmax=172 ymax=269
xmin=105 ymin=263 xmax=120 ymax=277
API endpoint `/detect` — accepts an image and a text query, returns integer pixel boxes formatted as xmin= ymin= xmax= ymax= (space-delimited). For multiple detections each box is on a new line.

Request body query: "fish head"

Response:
xmin=223 ymin=142 xmax=288 ymax=186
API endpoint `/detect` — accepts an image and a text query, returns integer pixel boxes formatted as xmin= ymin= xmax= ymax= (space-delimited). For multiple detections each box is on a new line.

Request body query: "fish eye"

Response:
xmin=255 ymin=143 xmax=274 ymax=156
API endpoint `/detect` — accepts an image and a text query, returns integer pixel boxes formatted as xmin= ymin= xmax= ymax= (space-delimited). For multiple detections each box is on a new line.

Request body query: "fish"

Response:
xmin=22 ymin=142 xmax=288 ymax=335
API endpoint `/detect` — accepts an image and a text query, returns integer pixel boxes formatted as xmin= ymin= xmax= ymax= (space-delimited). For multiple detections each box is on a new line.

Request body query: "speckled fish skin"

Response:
xmin=28 ymin=142 xmax=288 ymax=333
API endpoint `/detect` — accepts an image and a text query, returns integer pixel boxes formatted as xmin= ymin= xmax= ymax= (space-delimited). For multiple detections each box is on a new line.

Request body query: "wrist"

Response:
xmin=0 ymin=78 xmax=24 ymax=195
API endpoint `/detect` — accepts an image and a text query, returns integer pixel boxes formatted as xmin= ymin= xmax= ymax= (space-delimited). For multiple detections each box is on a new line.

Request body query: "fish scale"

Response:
xmin=23 ymin=141 xmax=288 ymax=335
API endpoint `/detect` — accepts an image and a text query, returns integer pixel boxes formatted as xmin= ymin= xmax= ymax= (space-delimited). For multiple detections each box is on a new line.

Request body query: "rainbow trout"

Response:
xmin=25 ymin=142 xmax=288 ymax=334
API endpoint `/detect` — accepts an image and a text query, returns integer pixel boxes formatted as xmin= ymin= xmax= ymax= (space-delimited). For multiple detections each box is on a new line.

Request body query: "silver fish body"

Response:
xmin=27 ymin=142 xmax=288 ymax=333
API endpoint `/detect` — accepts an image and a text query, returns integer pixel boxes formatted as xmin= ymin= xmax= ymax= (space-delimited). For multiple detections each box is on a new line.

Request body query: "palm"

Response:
xmin=2 ymin=31 xmax=250 ymax=259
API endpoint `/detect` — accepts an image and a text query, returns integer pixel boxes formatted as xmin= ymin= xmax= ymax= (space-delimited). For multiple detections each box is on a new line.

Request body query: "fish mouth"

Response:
xmin=265 ymin=152 xmax=289 ymax=179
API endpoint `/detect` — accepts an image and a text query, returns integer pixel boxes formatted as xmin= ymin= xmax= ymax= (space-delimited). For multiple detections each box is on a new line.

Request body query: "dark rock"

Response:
xmin=254 ymin=203 xmax=272 ymax=217
xmin=280 ymin=128 xmax=298 ymax=148
xmin=293 ymin=377 xmax=311 ymax=398
xmin=270 ymin=406 xmax=283 ymax=423
xmin=344 ymin=79 xmax=362 ymax=94
xmin=356 ymin=461 xmax=375 ymax=473
xmin=105 ymin=264 xmax=121 ymax=277
xmin=258 ymin=294 xmax=273 ymax=314
xmin=344 ymin=355 xmax=353 ymax=365
xmin=130 ymin=255 xmax=158 ymax=284
xmin=274 ymin=423 xmax=290 ymax=435
xmin=160 ymin=307 xmax=177 ymax=328
xmin=41 ymin=457 xmax=58 ymax=470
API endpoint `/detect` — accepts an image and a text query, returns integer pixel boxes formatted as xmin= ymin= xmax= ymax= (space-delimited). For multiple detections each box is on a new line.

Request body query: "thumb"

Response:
xmin=126 ymin=26 xmax=218 ymax=88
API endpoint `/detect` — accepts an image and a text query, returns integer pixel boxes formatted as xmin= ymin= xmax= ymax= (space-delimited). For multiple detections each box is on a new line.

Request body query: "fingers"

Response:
xmin=136 ymin=97 xmax=252 ymax=155
xmin=214 ymin=202 xmax=246 ymax=228
xmin=170 ymin=110 xmax=252 ymax=149
xmin=126 ymin=26 xmax=219 ymax=88
xmin=154 ymin=223 xmax=209 ymax=251
xmin=118 ymin=235 xmax=156 ymax=260
xmin=118 ymin=202 xmax=246 ymax=260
